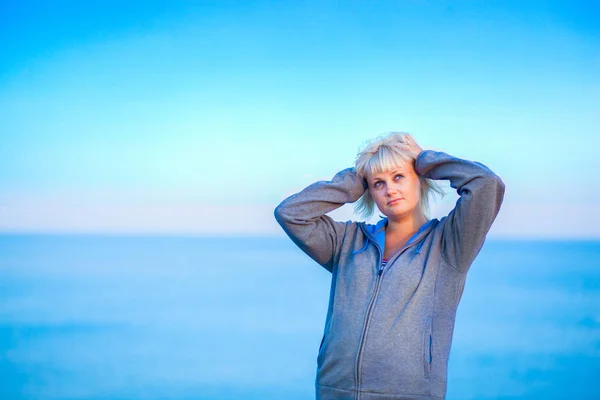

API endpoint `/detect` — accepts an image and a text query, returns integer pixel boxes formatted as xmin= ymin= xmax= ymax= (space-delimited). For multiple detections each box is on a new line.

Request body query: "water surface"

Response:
xmin=0 ymin=235 xmax=598 ymax=399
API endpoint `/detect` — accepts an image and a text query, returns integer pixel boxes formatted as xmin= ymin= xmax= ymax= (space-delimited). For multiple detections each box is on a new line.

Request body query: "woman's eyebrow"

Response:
xmin=371 ymin=169 xmax=403 ymax=180
xmin=384 ymin=169 xmax=403 ymax=176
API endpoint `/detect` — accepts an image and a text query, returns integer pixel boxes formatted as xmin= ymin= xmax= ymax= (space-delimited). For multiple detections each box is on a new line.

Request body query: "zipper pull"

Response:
xmin=378 ymin=268 xmax=384 ymax=276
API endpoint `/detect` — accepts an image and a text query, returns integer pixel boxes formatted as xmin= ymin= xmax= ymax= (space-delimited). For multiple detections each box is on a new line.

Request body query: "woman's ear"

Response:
xmin=364 ymin=172 xmax=372 ymax=187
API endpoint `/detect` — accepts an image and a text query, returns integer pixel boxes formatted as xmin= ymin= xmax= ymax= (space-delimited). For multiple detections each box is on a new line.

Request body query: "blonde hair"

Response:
xmin=353 ymin=132 xmax=445 ymax=219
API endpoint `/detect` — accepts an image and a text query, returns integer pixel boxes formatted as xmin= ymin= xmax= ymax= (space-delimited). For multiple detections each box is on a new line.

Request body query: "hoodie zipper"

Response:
xmin=354 ymin=239 xmax=383 ymax=400
xmin=354 ymin=225 xmax=425 ymax=399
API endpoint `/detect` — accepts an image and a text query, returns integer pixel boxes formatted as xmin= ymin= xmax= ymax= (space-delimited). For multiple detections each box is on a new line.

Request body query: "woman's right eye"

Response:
xmin=373 ymin=181 xmax=382 ymax=188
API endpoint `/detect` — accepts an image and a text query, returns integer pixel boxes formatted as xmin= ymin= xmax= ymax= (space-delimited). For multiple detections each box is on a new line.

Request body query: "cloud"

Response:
xmin=2 ymin=191 xmax=598 ymax=238
xmin=0 ymin=201 xmax=280 ymax=236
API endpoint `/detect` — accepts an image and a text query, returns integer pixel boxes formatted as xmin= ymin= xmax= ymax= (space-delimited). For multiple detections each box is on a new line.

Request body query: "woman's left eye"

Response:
xmin=395 ymin=174 xmax=404 ymax=180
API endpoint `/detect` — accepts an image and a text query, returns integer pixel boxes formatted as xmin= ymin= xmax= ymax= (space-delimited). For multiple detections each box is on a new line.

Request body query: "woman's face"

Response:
xmin=367 ymin=159 xmax=423 ymax=220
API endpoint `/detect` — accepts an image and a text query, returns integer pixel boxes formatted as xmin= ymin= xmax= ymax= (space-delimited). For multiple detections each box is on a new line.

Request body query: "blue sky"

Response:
xmin=1 ymin=0 xmax=598 ymax=237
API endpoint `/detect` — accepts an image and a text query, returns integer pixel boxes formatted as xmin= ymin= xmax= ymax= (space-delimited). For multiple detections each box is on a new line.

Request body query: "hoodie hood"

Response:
xmin=359 ymin=217 xmax=440 ymax=256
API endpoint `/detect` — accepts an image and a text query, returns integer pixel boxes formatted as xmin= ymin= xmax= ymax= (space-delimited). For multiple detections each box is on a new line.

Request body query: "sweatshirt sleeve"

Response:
xmin=273 ymin=168 xmax=368 ymax=273
xmin=415 ymin=150 xmax=505 ymax=274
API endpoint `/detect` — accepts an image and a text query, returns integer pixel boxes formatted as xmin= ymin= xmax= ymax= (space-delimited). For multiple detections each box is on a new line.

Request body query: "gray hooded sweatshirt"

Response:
xmin=274 ymin=150 xmax=505 ymax=400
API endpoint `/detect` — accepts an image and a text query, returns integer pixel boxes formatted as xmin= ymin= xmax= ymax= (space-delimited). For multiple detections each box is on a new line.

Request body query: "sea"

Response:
xmin=0 ymin=235 xmax=598 ymax=400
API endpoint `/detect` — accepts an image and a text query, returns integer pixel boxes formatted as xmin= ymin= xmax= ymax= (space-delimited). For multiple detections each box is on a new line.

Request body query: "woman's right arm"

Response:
xmin=274 ymin=168 xmax=367 ymax=272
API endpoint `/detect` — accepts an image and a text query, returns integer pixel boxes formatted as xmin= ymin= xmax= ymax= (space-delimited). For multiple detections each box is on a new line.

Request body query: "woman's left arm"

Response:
xmin=415 ymin=150 xmax=506 ymax=274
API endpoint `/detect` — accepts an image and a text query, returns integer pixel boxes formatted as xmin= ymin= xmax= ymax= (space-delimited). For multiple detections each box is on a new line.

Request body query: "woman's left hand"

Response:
xmin=400 ymin=133 xmax=423 ymax=159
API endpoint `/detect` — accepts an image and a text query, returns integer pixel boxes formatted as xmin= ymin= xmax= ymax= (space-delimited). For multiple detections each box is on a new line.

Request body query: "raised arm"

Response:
xmin=273 ymin=168 xmax=367 ymax=272
xmin=415 ymin=150 xmax=505 ymax=273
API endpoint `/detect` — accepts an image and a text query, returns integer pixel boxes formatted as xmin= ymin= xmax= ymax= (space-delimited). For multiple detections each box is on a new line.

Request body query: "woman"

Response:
xmin=274 ymin=132 xmax=505 ymax=400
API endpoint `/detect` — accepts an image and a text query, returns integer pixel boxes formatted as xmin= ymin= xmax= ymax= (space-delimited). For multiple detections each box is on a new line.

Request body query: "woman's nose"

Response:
xmin=386 ymin=186 xmax=399 ymax=195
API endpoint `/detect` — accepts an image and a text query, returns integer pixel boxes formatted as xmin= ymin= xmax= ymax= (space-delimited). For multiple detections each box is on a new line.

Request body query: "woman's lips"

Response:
xmin=387 ymin=198 xmax=403 ymax=205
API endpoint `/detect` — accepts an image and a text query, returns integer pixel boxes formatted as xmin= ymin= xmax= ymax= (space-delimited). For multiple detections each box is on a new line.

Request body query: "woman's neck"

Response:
xmin=386 ymin=212 xmax=428 ymax=238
